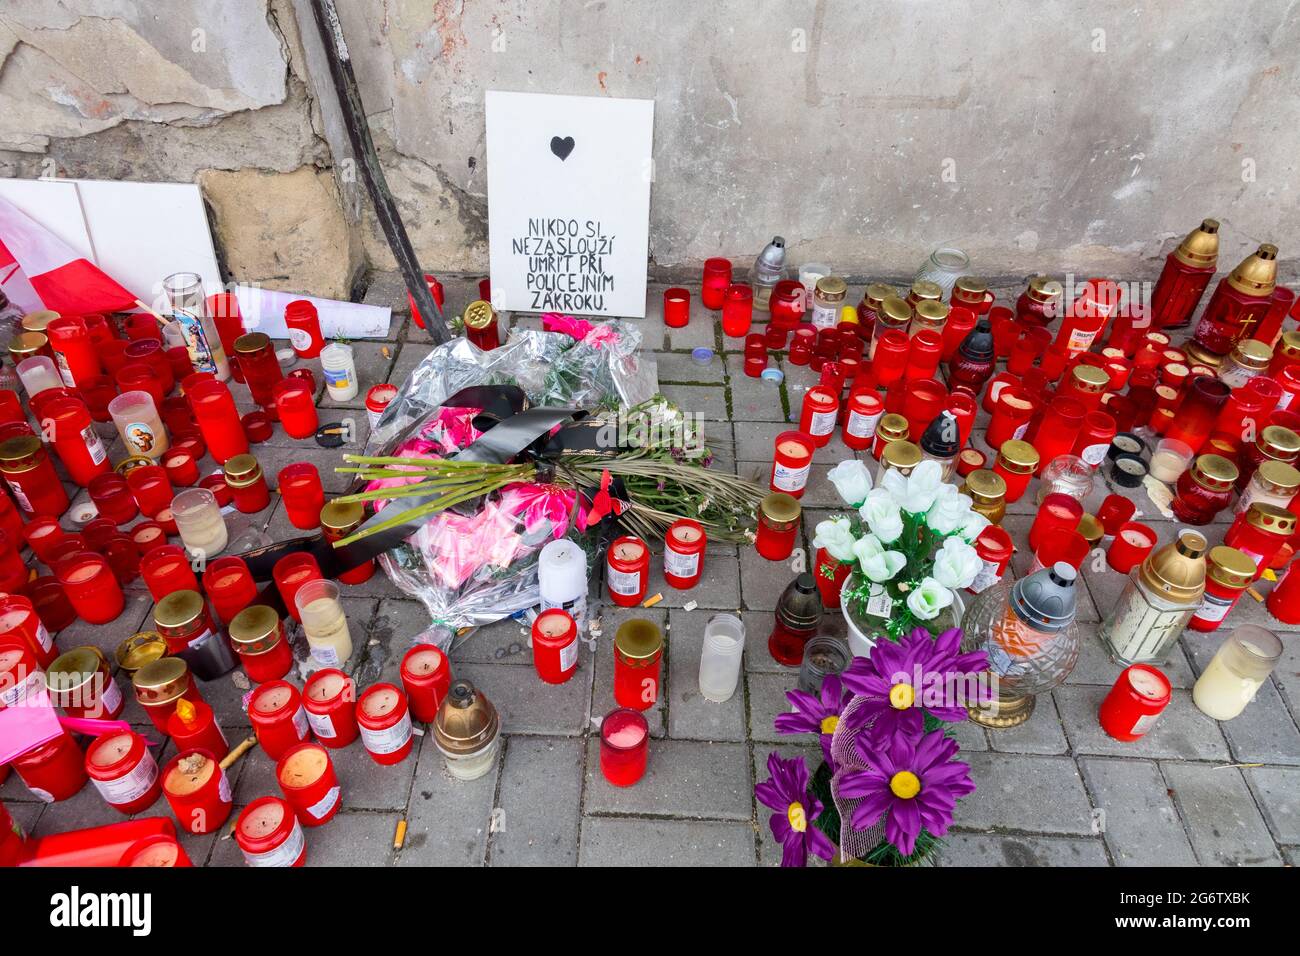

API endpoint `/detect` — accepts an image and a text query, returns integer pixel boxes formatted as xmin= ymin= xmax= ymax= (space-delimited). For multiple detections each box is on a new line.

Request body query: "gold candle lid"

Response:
xmin=223 ymin=453 xmax=263 ymax=487
xmin=320 ymin=499 xmax=366 ymax=531
xmin=913 ymin=300 xmax=949 ymax=329
xmin=1205 ymin=546 xmax=1256 ymax=589
xmin=876 ymin=413 xmax=908 ymax=443
xmin=1189 ymin=454 xmax=1238 ymax=492
xmin=1071 ymin=365 xmax=1111 ymax=393
xmin=997 ymin=439 xmax=1040 ymax=473
xmin=1245 ymin=501 xmax=1297 ymax=537
xmin=759 ymin=491 xmax=801 ymax=525
xmin=0 ymin=435 xmax=42 ymax=471
xmin=909 ymin=279 xmax=943 ymax=303
xmin=1277 ymin=330 xmax=1300 ymax=359
xmin=1230 ymin=339 xmax=1272 ymax=371
xmin=1077 ymin=514 xmax=1104 ymax=546
xmin=8 ymin=331 xmax=47 ymax=362
xmin=433 ymin=680 xmax=499 ymax=755
xmin=614 ymin=619 xmax=664 ymax=660
xmin=879 ymin=295 xmax=913 ymax=326
xmin=951 ymin=276 xmax=988 ymax=304
xmin=1226 ymin=243 xmax=1278 ymax=298
xmin=962 ymin=468 xmax=1006 ymax=502
xmin=1172 ymin=218 xmax=1220 ymax=269
xmin=861 ymin=283 xmax=896 ymax=312
xmin=814 ymin=276 xmax=847 ymax=302
xmin=153 ymin=590 xmax=207 ymax=630
xmin=46 ymin=646 xmax=105 ymax=693
xmin=1182 ymin=341 xmax=1224 ymax=369
xmin=229 ymin=604 xmax=283 ymax=654
xmin=1025 ymin=276 xmax=1064 ymax=304
xmin=21 ymin=310 xmax=59 ymax=333
xmin=1258 ymin=425 xmax=1300 ymax=460
xmin=132 ymin=657 xmax=190 ymax=706
xmin=463 ymin=300 xmax=497 ymax=330
xmin=1140 ymin=529 xmax=1207 ymax=602
xmin=1255 ymin=460 xmax=1300 ymax=494
xmin=115 ymin=631 xmax=167 ymax=673
xmin=233 ymin=331 xmax=271 ymax=355
xmin=881 ymin=439 xmax=923 ymax=472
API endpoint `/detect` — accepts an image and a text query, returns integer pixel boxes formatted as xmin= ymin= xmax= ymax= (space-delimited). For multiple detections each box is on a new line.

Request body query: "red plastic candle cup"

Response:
xmin=902 ymin=377 xmax=948 ymax=440
xmin=87 ymin=473 xmax=138 ymax=527
xmin=46 ymin=315 xmax=102 ymax=386
xmin=162 ymin=748 xmax=233 ymax=835
xmin=663 ymin=518 xmax=706 ymax=589
xmin=406 ymin=274 xmax=445 ymax=332
xmin=124 ymin=313 xmax=161 ymax=342
xmin=1265 ymin=559 xmax=1300 ymax=624
xmin=941 ymin=305 xmax=978 ymax=362
xmin=125 ymin=465 xmax=174 ymax=518
xmin=29 ymin=576 xmax=75 ymax=633
xmin=199 ymin=472 xmax=232 ymax=508
xmin=274 ymin=552 xmax=322 ymax=623
xmin=303 ymin=668 xmax=359 ymax=747
xmin=228 ymin=605 xmax=293 ymax=684
xmin=1097 ymin=494 xmax=1137 ymax=536
xmin=45 ymin=536 xmax=86 ymax=572
xmin=968 ymin=526 xmax=1014 ymax=595
xmin=167 ymin=698 xmax=229 ymax=763
xmin=743 ymin=354 xmax=768 ymax=377
xmin=164 ymin=345 xmax=193 ymax=384
xmin=273 ymin=378 xmax=319 ymax=440
xmin=662 ymin=287 xmax=690 ymax=328
xmin=401 ymin=644 xmax=452 ymax=723
xmin=249 ymin=681 xmax=310 ymax=760
xmin=277 ymin=463 xmax=326 ymax=529
xmin=0 ymin=638 xmax=41 ymax=712
xmin=945 ymin=391 xmax=978 ymax=450
xmin=0 ymin=593 xmax=57 ymax=668
xmin=82 ymin=517 xmax=119 ymax=553
xmin=1027 ymin=494 xmax=1085 ymax=553
xmin=114 ymin=362 xmax=164 ymax=411
xmin=701 ymin=258 xmax=732 ymax=310
xmin=1099 ymin=665 xmax=1171 ymax=741
xmin=770 ymin=430 xmax=815 ymax=498
xmin=606 ymin=536 xmax=649 ymax=607
xmin=23 ymin=516 xmax=67 ymax=566
xmin=129 ymin=521 xmax=169 ymax=558
xmin=42 ymin=396 xmax=111 ymax=486
xmin=1108 ymin=521 xmax=1157 ymax=573
xmin=1007 ymin=330 xmax=1041 ymax=376
xmin=140 ymin=545 xmax=199 ymax=602
xmin=799 ymin=385 xmax=839 ymax=447
xmin=744 ymin=333 xmax=767 ymax=357
xmin=1072 ymin=410 xmax=1118 ymax=469
xmin=162 ymin=449 xmax=200 ymax=487
xmin=356 ymin=683 xmax=414 ymax=765
xmin=99 ymin=340 xmax=131 ymax=378
xmin=12 ymin=731 xmax=87 ymax=802
xmin=56 ymin=551 xmax=125 ymax=625
xmin=103 ymin=535 xmax=141 ymax=586
xmin=188 ymin=380 xmax=249 ymax=464
xmin=989 ymin=307 xmax=1017 ymax=358
xmin=721 ymin=283 xmax=754 ymax=337
xmin=1025 ymin=395 xmax=1085 ymax=474
xmin=284 ymin=299 xmax=326 ymax=359
xmin=764 ymin=324 xmax=789 ymax=350
xmin=904 ymin=329 xmax=944 ymax=382
xmin=276 ymin=742 xmax=341 ymax=827
xmin=0 ymin=532 xmax=26 ymax=594
xmin=599 ymin=707 xmax=649 ymax=787
xmin=843 ymin=390 xmax=884 ymax=451
xmin=531 ymin=609 xmax=579 ymax=684
xmin=85 ymin=731 xmax=160 ymax=815
xmin=241 ymin=411 xmax=273 ymax=444
xmin=236 ymin=796 xmax=306 ymax=868
xmin=124 ymin=338 xmax=174 ymax=395
xmin=1031 ymin=529 xmax=1090 ymax=572
xmin=203 ymin=556 xmax=258 ymax=625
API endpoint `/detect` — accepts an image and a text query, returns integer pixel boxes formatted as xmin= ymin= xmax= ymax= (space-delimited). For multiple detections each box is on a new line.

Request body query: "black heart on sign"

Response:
xmin=550 ymin=136 xmax=575 ymax=161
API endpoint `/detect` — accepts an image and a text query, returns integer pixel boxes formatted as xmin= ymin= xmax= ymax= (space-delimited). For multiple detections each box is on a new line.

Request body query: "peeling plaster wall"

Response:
xmin=3 ymin=0 xmax=1299 ymax=295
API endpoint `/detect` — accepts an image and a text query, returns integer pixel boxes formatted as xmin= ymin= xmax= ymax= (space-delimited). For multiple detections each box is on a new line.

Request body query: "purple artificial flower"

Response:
xmin=774 ymin=673 xmax=852 ymax=770
xmin=754 ymin=752 xmax=837 ymax=867
xmin=836 ymin=728 xmax=976 ymax=857
xmin=842 ymin=627 xmax=989 ymax=743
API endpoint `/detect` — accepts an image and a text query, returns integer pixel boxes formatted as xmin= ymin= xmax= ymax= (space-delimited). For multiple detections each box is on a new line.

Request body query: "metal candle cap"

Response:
xmin=958 ymin=320 xmax=994 ymax=362
xmin=433 ymin=680 xmax=500 ymax=755
xmin=1010 ymin=562 xmax=1078 ymax=634
xmin=920 ymin=412 xmax=959 ymax=458
xmin=776 ymin=573 xmax=823 ymax=631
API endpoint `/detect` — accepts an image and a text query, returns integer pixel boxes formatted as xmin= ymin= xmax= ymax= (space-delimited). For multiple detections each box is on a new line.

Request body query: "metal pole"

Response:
xmin=308 ymin=0 xmax=449 ymax=343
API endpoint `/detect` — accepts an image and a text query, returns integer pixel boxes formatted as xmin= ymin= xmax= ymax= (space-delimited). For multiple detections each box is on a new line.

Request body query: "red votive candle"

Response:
xmin=945 ymin=391 xmax=978 ymax=450
xmin=613 ymin=620 xmax=663 ymax=711
xmin=278 ymin=463 xmax=326 ymax=529
xmin=162 ymin=749 xmax=233 ymax=835
xmin=203 ymin=555 xmax=257 ymax=625
xmin=126 ymin=465 xmax=174 ymax=518
xmin=902 ymin=377 xmax=947 ymax=440
xmin=0 ymin=593 xmax=57 ymax=668
xmin=273 ymin=379 xmax=319 ymax=440
xmin=1027 ymin=494 xmax=1085 ymax=553
xmin=224 ymin=454 xmax=270 ymax=513
xmin=701 ymin=258 xmax=732 ymax=310
xmin=284 ymin=299 xmax=326 ymax=359
xmin=770 ymin=430 xmax=815 ymax=498
xmin=236 ymin=796 xmax=306 ymax=867
xmin=188 ymin=380 xmax=248 ymax=464
xmin=1025 ymin=395 xmax=1085 ymax=474
xmin=1030 ymin=529 xmax=1090 ymax=572
xmin=88 ymin=473 xmax=139 ymax=526
xmin=843 ymin=390 xmax=884 ymax=451
xmin=12 ymin=731 xmax=87 ymax=802
xmin=43 ymin=396 xmax=111 ymax=486
xmin=198 ymin=472 xmax=232 ymax=508
xmin=606 ymin=536 xmax=649 ymax=607
xmin=163 ymin=449 xmax=200 ymax=487
xmin=56 ymin=551 xmax=125 ymax=625
xmin=721 ymin=283 xmax=754 ymax=337
xmin=29 ymin=576 xmax=75 ymax=633
xmin=303 ymin=667 xmax=359 ymax=748
xmin=1 ymin=435 xmax=70 ymax=517
xmin=531 ymin=609 xmax=579 ymax=685
xmin=228 ymin=604 xmax=293 ymax=683
xmin=1072 ymin=410 xmax=1118 ymax=468
xmin=46 ymin=315 xmax=102 ymax=386
xmin=356 ymin=683 xmax=414 ymax=765
xmin=401 ymin=644 xmax=452 ymax=722
xmin=167 ymin=697 xmax=229 ymax=762
xmin=85 ymin=731 xmax=160 ymax=815
xmin=663 ymin=287 xmax=690 ymax=328
xmin=1097 ymin=494 xmax=1137 ymax=536
xmin=1099 ymin=665 xmax=1171 ymax=742
xmin=799 ymin=385 xmax=839 ymax=447
xmin=905 ymin=329 xmax=944 ymax=382
xmin=664 ymin=518 xmax=706 ymax=589
xmin=141 ymin=544 xmax=200 ymax=601
xmin=249 ymin=681 xmax=310 ymax=760
xmin=23 ymin=516 xmax=67 ymax=566
xmin=273 ymin=552 xmax=322 ymax=623
xmin=600 ymin=707 xmax=649 ymax=787
xmin=1108 ymin=521 xmax=1157 ymax=573
xmin=277 ymin=742 xmax=341 ymax=827
xmin=756 ymin=492 xmax=801 ymax=561
xmin=129 ymin=520 xmax=169 ymax=557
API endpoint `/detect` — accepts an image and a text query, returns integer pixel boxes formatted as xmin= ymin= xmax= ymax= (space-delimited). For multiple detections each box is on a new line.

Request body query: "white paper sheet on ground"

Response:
xmin=233 ymin=284 xmax=392 ymax=340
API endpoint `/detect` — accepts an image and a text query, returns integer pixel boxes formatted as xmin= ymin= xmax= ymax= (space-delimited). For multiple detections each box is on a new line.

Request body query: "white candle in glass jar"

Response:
xmin=295 ymin=580 xmax=353 ymax=666
xmin=1192 ymin=626 xmax=1282 ymax=721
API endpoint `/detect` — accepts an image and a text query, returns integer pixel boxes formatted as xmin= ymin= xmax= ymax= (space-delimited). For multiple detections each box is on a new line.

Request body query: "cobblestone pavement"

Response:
xmin=9 ymin=275 xmax=1298 ymax=867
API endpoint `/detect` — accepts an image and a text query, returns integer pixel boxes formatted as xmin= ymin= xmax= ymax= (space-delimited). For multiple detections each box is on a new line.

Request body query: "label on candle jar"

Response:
xmin=100 ymin=679 xmax=123 ymax=716
xmin=292 ymin=705 xmax=309 ymax=740
xmin=1012 ymin=422 xmax=1030 ymax=441
xmin=559 ymin=638 xmax=578 ymax=672
xmin=664 ymin=548 xmax=700 ymax=580
xmin=244 ymin=818 xmax=305 ymax=868
xmin=306 ymin=709 xmax=336 ymax=739
xmin=807 ymin=409 xmax=836 ymax=437
xmin=540 ymin=594 xmax=587 ymax=634
xmin=91 ymin=751 xmax=158 ymax=806
xmin=810 ymin=303 xmax=838 ymax=329
xmin=360 ymin=712 xmax=412 ymax=755
xmin=310 ymin=644 xmax=341 ymax=666
xmin=81 ymin=425 xmax=108 ymax=465
xmin=772 ymin=461 xmax=812 ymax=493
xmin=606 ymin=565 xmax=643 ymax=597
xmin=846 ymin=409 xmax=883 ymax=440
xmin=305 ymin=785 xmax=341 ymax=820
xmin=0 ymin=669 xmax=45 ymax=708
xmin=1066 ymin=327 xmax=1099 ymax=354
xmin=1130 ymin=712 xmax=1162 ymax=736
xmin=1194 ymin=592 xmax=1235 ymax=624
xmin=288 ymin=328 xmax=313 ymax=352
xmin=4 ymin=479 xmax=31 ymax=512
xmin=33 ymin=620 xmax=53 ymax=653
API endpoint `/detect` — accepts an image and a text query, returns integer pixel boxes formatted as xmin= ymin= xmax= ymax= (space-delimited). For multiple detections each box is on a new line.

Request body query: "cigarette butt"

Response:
xmin=1248 ymin=587 xmax=1264 ymax=603
xmin=393 ymin=819 xmax=407 ymax=850
xmin=641 ymin=593 xmax=663 ymax=608
xmin=219 ymin=735 xmax=258 ymax=771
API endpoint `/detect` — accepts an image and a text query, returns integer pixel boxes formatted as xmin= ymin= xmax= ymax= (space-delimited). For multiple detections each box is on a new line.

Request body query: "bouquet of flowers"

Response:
xmin=811 ymin=458 xmax=991 ymax=649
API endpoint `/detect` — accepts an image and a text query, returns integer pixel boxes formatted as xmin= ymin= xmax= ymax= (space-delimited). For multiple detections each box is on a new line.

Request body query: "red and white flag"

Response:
xmin=0 ymin=193 xmax=137 ymax=316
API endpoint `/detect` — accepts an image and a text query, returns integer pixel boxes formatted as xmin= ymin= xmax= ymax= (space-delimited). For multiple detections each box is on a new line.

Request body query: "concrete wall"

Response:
xmin=3 ymin=0 xmax=1298 ymax=298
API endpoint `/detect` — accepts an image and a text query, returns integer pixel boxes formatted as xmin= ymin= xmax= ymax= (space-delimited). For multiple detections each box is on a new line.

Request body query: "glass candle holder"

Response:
xmin=140 ymin=544 xmax=199 ymax=601
xmin=701 ymin=258 xmax=732 ymax=310
xmin=662 ymin=287 xmax=690 ymax=328
xmin=599 ymin=708 xmax=649 ymax=787
xmin=1036 ymin=454 xmax=1094 ymax=504
xmin=273 ymin=379 xmax=319 ymax=440
xmin=320 ymin=343 xmax=358 ymax=401
xmin=698 ymin=613 xmax=745 ymax=703
xmin=274 ymin=552 xmax=322 ymax=623
xmin=1192 ymin=625 xmax=1282 ymax=721
xmin=278 ymin=462 xmax=326 ymax=529
xmin=1097 ymin=494 xmax=1137 ymax=536
xmin=914 ymin=246 xmax=970 ymax=297
xmin=30 ymin=576 xmax=76 ymax=633
xmin=16 ymin=355 xmax=63 ymax=396
xmin=108 ymin=390 xmax=168 ymax=461
xmin=0 ymin=435 xmax=71 ymax=517
xmin=172 ymin=487 xmax=228 ymax=560
xmin=233 ymin=332 xmax=284 ymax=407
xmin=295 ymin=579 xmax=353 ymax=667
xmin=202 ymin=555 xmax=258 ymax=625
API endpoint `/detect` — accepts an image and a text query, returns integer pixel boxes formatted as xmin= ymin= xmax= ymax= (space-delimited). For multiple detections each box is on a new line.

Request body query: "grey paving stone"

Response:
xmin=655 ymin=350 xmax=723 ymax=384
xmin=1161 ymin=762 xmax=1283 ymax=866
xmin=613 ymin=313 xmax=666 ymax=352
xmin=1243 ymin=766 xmax=1300 ymax=845
xmin=579 ymin=816 xmax=755 ymax=866
xmin=591 ymin=604 xmax=666 ymax=737
xmin=489 ymin=736 xmax=583 ymax=866
xmin=738 ymin=543 xmax=805 ymax=612
xmin=1055 ymin=684 xmax=1230 ymax=761
xmin=958 ymin=753 xmax=1095 ymax=835
xmin=666 ymin=616 xmax=747 ymax=741
xmin=986 ymin=693 xmax=1069 ymax=755
xmin=664 ymin=314 xmax=720 ymax=352
xmin=725 ymin=354 xmax=788 ymax=424
xmin=734 ymin=419 xmax=862 ymax=465
xmin=209 ymin=810 xmax=402 ymax=867
xmin=582 ymin=738 xmax=751 ymax=820
xmin=1064 ymin=624 xmax=1197 ymax=688
xmin=661 ymin=383 xmax=728 ymax=421
xmin=398 ymin=728 xmax=501 ymax=867
xmin=1271 ymin=634 xmax=1300 ymax=718
xmin=1078 ymin=757 xmax=1198 ymax=866
xmin=644 ymin=547 xmax=741 ymax=610
xmin=938 ymin=832 xmax=1109 ymax=867
xmin=747 ymin=671 xmax=796 ymax=745
xmin=455 ymin=661 xmax=592 ymax=737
